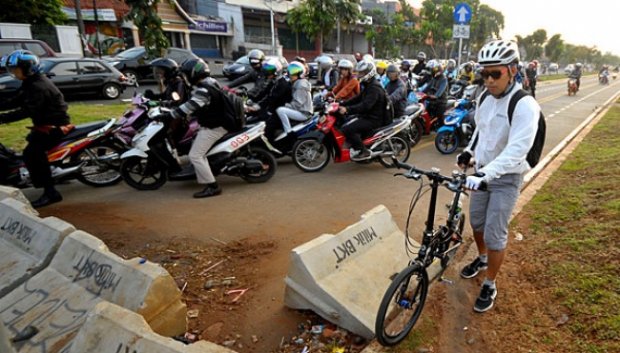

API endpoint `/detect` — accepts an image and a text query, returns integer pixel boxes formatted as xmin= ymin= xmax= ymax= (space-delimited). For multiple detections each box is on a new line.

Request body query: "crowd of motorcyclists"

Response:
xmin=0 ymin=45 xmax=608 ymax=208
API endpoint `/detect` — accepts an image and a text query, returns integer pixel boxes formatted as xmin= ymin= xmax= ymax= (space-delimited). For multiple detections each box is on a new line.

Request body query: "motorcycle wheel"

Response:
xmin=435 ymin=131 xmax=460 ymax=155
xmin=408 ymin=119 xmax=424 ymax=147
xmin=379 ymin=136 xmax=411 ymax=168
xmin=292 ymin=138 xmax=331 ymax=172
xmin=120 ymin=156 xmax=168 ymax=190
xmin=74 ymin=143 xmax=123 ymax=187
xmin=239 ymin=147 xmax=277 ymax=183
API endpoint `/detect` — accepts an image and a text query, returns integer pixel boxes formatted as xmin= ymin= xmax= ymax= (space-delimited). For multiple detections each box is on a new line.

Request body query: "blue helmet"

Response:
xmin=6 ymin=50 xmax=40 ymax=76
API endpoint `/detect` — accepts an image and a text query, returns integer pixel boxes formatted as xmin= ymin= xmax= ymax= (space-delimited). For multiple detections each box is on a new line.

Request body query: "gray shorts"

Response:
xmin=469 ymin=173 xmax=523 ymax=251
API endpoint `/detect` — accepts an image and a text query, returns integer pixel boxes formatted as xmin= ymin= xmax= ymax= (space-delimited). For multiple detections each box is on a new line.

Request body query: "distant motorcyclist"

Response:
xmin=445 ymin=59 xmax=459 ymax=82
xmin=599 ymin=65 xmax=610 ymax=84
xmin=376 ymin=60 xmax=389 ymax=87
xmin=294 ymin=56 xmax=310 ymax=76
xmin=338 ymin=61 xmax=387 ymax=161
xmin=143 ymin=58 xmax=188 ymax=106
xmin=412 ymin=51 xmax=427 ymax=75
xmin=459 ymin=62 xmax=475 ymax=84
xmin=569 ymin=63 xmax=583 ymax=90
xmin=227 ymin=49 xmax=268 ymax=100
xmin=385 ymin=64 xmax=407 ymax=118
xmin=329 ymin=59 xmax=360 ymax=101
xmin=0 ymin=50 xmax=72 ymax=208
xmin=525 ymin=60 xmax=538 ymax=98
xmin=316 ymin=55 xmax=339 ymax=92
xmin=422 ymin=59 xmax=448 ymax=123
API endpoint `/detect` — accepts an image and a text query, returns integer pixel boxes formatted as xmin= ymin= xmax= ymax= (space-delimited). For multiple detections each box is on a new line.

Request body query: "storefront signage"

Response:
xmin=189 ymin=20 xmax=228 ymax=33
xmin=62 ymin=8 xmax=118 ymax=22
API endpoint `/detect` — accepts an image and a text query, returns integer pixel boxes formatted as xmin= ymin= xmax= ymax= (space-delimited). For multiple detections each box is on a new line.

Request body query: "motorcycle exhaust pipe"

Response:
xmin=51 ymin=163 xmax=85 ymax=178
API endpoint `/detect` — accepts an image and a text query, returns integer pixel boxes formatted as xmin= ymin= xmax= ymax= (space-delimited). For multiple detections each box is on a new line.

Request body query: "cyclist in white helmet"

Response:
xmin=457 ymin=39 xmax=541 ymax=313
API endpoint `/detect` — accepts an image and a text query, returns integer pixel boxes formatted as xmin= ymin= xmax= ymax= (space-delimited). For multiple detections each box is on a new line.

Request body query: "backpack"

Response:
xmin=476 ymin=89 xmax=546 ymax=167
xmin=202 ymin=81 xmax=246 ymax=131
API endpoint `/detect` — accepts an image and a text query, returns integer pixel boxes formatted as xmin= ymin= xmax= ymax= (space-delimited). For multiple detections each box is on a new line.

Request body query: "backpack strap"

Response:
xmin=470 ymin=89 xmax=490 ymax=150
xmin=507 ymin=89 xmax=530 ymax=125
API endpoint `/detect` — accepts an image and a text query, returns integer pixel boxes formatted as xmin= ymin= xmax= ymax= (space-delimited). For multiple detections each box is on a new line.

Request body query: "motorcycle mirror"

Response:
xmin=171 ymin=92 xmax=181 ymax=101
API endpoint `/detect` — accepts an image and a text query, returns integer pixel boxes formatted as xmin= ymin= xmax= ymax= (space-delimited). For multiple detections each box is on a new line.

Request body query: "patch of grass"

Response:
xmin=0 ymin=103 xmax=128 ymax=150
xmin=504 ymin=103 xmax=620 ymax=352
xmin=387 ymin=316 xmax=437 ymax=353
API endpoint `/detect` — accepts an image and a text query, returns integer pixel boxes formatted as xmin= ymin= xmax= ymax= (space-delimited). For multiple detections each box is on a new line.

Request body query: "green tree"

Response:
xmin=125 ymin=0 xmax=170 ymax=57
xmin=469 ymin=4 xmax=504 ymax=53
xmin=544 ymin=34 xmax=564 ymax=63
xmin=287 ymin=0 xmax=361 ymax=52
xmin=515 ymin=29 xmax=547 ymax=60
xmin=0 ymin=0 xmax=66 ymax=25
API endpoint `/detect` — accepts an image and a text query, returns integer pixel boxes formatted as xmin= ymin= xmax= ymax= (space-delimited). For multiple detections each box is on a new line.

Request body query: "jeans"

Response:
xmin=276 ymin=107 xmax=310 ymax=134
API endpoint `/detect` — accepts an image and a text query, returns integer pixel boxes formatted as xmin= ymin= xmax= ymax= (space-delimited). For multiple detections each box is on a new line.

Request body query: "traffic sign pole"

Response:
xmin=458 ymin=38 xmax=463 ymax=68
xmin=453 ymin=3 xmax=472 ymax=70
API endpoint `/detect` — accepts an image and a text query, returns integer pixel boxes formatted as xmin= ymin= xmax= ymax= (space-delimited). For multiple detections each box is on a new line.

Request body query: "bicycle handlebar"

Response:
xmin=391 ymin=156 xmax=487 ymax=191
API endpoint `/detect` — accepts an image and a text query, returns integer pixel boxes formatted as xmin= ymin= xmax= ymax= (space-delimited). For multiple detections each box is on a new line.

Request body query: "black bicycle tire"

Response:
xmin=375 ymin=263 xmax=429 ymax=346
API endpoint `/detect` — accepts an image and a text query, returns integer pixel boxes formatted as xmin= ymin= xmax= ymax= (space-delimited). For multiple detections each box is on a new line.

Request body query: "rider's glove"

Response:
xmin=456 ymin=151 xmax=472 ymax=168
xmin=465 ymin=175 xmax=484 ymax=190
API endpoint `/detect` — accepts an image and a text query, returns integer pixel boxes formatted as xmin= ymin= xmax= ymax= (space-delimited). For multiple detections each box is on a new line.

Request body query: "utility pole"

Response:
xmin=93 ymin=0 xmax=102 ymax=58
xmin=74 ymin=0 xmax=87 ymax=56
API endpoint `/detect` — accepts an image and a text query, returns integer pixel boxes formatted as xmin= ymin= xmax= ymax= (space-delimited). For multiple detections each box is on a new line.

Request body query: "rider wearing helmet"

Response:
xmin=338 ymin=60 xmax=388 ymax=160
xmin=400 ymin=60 xmax=412 ymax=75
xmin=376 ymin=60 xmax=388 ymax=86
xmin=330 ymin=59 xmax=360 ymax=101
xmin=316 ymin=55 xmax=339 ymax=91
xmin=273 ymin=61 xmax=313 ymax=143
xmin=158 ymin=58 xmax=236 ymax=198
xmin=255 ymin=58 xmax=292 ymax=124
xmin=445 ymin=59 xmax=458 ymax=81
xmin=457 ymin=39 xmax=541 ymax=314
xmin=412 ymin=51 xmax=427 ymax=75
xmin=525 ymin=60 xmax=538 ymax=98
xmin=228 ymin=49 xmax=267 ymax=100
xmin=385 ymin=64 xmax=407 ymax=118
xmin=144 ymin=58 xmax=188 ymax=106
xmin=0 ymin=50 xmax=72 ymax=208
xmin=459 ymin=62 xmax=475 ymax=84
xmin=422 ymin=59 xmax=449 ymax=122
xmin=569 ymin=63 xmax=583 ymax=89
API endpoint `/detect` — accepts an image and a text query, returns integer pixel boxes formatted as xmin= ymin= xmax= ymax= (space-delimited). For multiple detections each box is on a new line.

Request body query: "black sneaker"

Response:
xmin=474 ymin=284 xmax=497 ymax=313
xmin=193 ymin=185 xmax=222 ymax=199
xmin=31 ymin=191 xmax=63 ymax=208
xmin=460 ymin=257 xmax=488 ymax=279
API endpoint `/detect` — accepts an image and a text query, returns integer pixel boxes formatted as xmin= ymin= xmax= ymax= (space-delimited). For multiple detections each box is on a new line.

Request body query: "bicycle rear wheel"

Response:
xmin=375 ymin=263 xmax=429 ymax=346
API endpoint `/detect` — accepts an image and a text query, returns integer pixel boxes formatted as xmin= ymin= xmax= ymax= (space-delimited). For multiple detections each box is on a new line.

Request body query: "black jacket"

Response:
xmin=343 ymin=79 xmax=387 ymax=124
xmin=228 ymin=68 xmax=268 ymax=101
xmin=257 ymin=76 xmax=292 ymax=114
xmin=0 ymin=74 xmax=70 ymax=127
xmin=148 ymin=76 xmax=189 ymax=106
xmin=412 ymin=61 xmax=426 ymax=75
xmin=170 ymin=78 xmax=235 ymax=131
xmin=385 ymin=78 xmax=407 ymax=118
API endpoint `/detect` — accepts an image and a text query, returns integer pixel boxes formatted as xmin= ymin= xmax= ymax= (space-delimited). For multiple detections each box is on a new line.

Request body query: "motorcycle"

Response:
xmin=291 ymin=102 xmax=412 ymax=172
xmin=448 ymin=78 xmax=469 ymax=99
xmin=434 ymin=95 xmax=476 ymax=154
xmin=399 ymin=103 xmax=426 ymax=147
xmin=599 ymin=72 xmax=609 ymax=85
xmin=0 ymin=119 xmax=123 ymax=188
xmin=414 ymin=92 xmax=444 ymax=135
xmin=567 ymin=78 xmax=578 ymax=96
xmin=119 ymin=107 xmax=277 ymax=190
xmin=262 ymin=113 xmax=320 ymax=158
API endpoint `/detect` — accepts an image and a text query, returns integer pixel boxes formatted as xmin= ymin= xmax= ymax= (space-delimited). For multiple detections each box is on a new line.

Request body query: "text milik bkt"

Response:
xmin=332 ymin=227 xmax=378 ymax=264
xmin=1 ymin=216 xmax=37 ymax=245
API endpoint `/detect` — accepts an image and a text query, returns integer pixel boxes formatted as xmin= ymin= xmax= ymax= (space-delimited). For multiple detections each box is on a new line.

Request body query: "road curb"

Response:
xmin=360 ymin=86 xmax=620 ymax=353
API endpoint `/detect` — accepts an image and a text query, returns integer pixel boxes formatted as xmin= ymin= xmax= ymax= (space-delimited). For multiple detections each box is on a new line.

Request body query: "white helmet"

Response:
xmin=337 ymin=59 xmax=354 ymax=69
xmin=355 ymin=60 xmax=376 ymax=83
xmin=576 ymin=62 xmax=583 ymax=68
xmin=317 ymin=55 xmax=334 ymax=69
xmin=478 ymin=39 xmax=520 ymax=66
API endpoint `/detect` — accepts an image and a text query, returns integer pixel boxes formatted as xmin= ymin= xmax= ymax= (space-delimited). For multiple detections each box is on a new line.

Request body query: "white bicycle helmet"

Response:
xmin=317 ymin=55 xmax=334 ymax=69
xmin=478 ymin=39 xmax=520 ymax=66
xmin=337 ymin=59 xmax=354 ymax=70
xmin=355 ymin=60 xmax=376 ymax=83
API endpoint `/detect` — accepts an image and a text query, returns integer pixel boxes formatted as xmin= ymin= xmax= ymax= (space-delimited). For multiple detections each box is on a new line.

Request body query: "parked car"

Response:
xmin=0 ymin=38 xmax=57 ymax=58
xmin=104 ymin=46 xmax=199 ymax=86
xmin=222 ymin=55 xmax=288 ymax=80
xmin=307 ymin=62 xmax=318 ymax=78
xmin=0 ymin=58 xmax=128 ymax=101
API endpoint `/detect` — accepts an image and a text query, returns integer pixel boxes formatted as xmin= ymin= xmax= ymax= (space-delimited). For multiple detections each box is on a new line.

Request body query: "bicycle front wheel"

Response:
xmin=375 ymin=263 xmax=429 ymax=346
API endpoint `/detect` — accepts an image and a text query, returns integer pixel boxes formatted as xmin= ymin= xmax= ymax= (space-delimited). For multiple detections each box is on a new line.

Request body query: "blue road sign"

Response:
xmin=454 ymin=3 xmax=472 ymax=24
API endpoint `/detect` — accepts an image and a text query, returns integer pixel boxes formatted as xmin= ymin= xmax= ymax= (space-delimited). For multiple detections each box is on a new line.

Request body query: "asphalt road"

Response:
xmin=29 ymin=75 xmax=620 ymax=351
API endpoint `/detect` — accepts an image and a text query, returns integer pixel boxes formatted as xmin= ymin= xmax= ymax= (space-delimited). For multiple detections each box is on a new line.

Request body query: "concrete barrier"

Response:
xmin=0 ymin=185 xmax=37 ymax=216
xmin=0 ymin=198 xmax=75 ymax=297
xmin=0 ymin=230 xmax=187 ymax=353
xmin=0 ymin=322 xmax=16 ymax=353
xmin=70 ymin=302 xmax=236 ymax=353
xmin=284 ymin=205 xmax=415 ymax=339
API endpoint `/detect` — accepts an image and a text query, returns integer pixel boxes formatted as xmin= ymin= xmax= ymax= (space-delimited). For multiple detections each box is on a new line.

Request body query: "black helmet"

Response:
xmin=180 ymin=58 xmax=210 ymax=85
xmin=150 ymin=58 xmax=178 ymax=80
xmin=248 ymin=49 xmax=265 ymax=65
xmin=401 ymin=60 xmax=411 ymax=70
xmin=386 ymin=64 xmax=399 ymax=74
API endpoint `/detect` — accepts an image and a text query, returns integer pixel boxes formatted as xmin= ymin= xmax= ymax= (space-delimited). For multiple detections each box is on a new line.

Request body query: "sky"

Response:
xmin=407 ymin=0 xmax=620 ymax=56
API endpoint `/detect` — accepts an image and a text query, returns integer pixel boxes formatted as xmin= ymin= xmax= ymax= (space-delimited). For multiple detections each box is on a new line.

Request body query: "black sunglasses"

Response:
xmin=481 ymin=69 xmax=505 ymax=80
